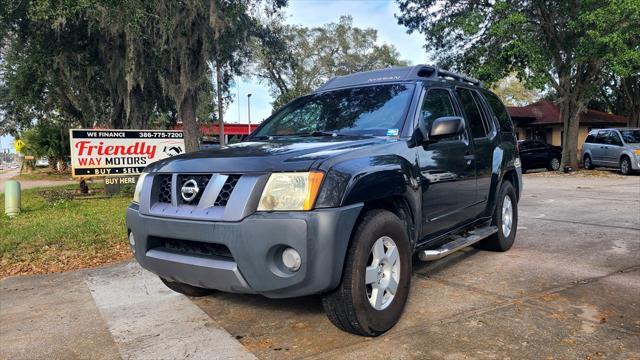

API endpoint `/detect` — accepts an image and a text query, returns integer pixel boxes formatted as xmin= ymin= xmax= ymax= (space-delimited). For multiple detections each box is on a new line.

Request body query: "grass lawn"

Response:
xmin=0 ymin=184 xmax=133 ymax=278
xmin=11 ymin=167 xmax=73 ymax=181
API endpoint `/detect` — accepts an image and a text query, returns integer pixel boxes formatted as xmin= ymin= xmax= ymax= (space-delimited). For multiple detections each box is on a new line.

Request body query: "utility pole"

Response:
xmin=216 ymin=63 xmax=225 ymax=146
xmin=237 ymin=84 xmax=241 ymax=124
xmin=247 ymin=93 xmax=252 ymax=135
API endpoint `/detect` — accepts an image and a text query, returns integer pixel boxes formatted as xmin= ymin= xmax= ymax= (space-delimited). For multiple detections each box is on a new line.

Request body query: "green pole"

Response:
xmin=4 ymin=180 xmax=21 ymax=217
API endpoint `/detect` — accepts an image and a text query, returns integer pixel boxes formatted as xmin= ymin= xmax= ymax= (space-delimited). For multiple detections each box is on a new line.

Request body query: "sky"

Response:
xmin=1 ymin=0 xmax=431 ymax=150
xmin=225 ymin=0 xmax=430 ymax=125
xmin=0 ymin=135 xmax=13 ymax=153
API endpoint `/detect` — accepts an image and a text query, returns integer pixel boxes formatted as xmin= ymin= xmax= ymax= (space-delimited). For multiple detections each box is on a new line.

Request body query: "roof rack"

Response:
xmin=314 ymin=65 xmax=483 ymax=92
xmin=415 ymin=65 xmax=483 ymax=87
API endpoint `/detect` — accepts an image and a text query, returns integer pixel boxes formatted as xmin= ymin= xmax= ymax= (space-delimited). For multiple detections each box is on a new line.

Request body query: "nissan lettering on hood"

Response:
xmin=69 ymin=129 xmax=185 ymax=177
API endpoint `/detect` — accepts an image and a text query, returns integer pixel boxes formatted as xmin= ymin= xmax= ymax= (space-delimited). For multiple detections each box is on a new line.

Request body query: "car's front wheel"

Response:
xmin=620 ymin=156 xmax=632 ymax=175
xmin=322 ymin=209 xmax=411 ymax=336
xmin=160 ymin=277 xmax=216 ymax=297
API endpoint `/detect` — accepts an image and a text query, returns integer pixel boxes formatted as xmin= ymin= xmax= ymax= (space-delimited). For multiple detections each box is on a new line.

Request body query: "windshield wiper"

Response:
xmin=251 ymin=131 xmax=349 ymax=140
xmin=294 ymin=131 xmax=345 ymax=137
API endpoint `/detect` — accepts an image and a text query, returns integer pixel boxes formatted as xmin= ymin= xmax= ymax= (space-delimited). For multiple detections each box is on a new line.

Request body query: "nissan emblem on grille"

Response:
xmin=180 ymin=179 xmax=200 ymax=202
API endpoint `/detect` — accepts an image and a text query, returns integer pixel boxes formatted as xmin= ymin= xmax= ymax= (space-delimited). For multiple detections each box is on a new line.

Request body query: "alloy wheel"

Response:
xmin=502 ymin=196 xmax=513 ymax=237
xmin=365 ymin=236 xmax=400 ymax=311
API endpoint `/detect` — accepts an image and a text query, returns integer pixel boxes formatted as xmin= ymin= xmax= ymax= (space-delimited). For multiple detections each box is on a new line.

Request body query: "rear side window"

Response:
xmin=585 ymin=133 xmax=596 ymax=143
xmin=456 ymin=88 xmax=487 ymax=138
xmin=483 ymin=91 xmax=514 ymax=132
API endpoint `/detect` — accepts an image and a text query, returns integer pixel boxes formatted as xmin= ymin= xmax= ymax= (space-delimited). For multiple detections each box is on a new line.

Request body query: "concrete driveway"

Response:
xmin=1 ymin=174 xmax=639 ymax=359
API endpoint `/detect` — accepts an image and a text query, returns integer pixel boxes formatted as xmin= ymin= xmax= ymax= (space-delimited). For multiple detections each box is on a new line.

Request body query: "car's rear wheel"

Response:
xmin=620 ymin=156 xmax=632 ymax=175
xmin=477 ymin=181 xmax=518 ymax=252
xmin=548 ymin=157 xmax=560 ymax=171
xmin=160 ymin=277 xmax=216 ymax=297
xmin=322 ymin=209 xmax=411 ymax=336
xmin=583 ymin=154 xmax=594 ymax=170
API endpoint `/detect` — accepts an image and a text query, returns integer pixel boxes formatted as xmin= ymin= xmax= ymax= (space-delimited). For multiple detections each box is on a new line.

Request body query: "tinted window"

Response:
xmin=606 ymin=131 xmax=623 ymax=146
xmin=420 ymin=89 xmax=456 ymax=129
xmin=456 ymin=88 xmax=487 ymax=138
xmin=518 ymin=140 xmax=531 ymax=150
xmin=620 ymin=129 xmax=640 ymax=143
xmin=471 ymin=91 xmax=495 ymax=135
xmin=585 ymin=134 xmax=596 ymax=143
xmin=595 ymin=131 xmax=607 ymax=144
xmin=254 ymin=84 xmax=415 ymax=137
xmin=483 ymin=91 xmax=514 ymax=132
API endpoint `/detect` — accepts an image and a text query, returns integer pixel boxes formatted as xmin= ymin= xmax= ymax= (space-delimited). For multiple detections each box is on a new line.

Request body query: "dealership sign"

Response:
xmin=69 ymin=129 xmax=184 ymax=177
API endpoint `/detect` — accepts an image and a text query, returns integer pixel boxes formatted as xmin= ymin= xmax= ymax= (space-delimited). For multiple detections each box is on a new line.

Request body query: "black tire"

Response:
xmin=548 ymin=157 xmax=560 ymax=171
xmin=583 ymin=154 xmax=594 ymax=170
xmin=160 ymin=277 xmax=215 ymax=297
xmin=477 ymin=181 xmax=518 ymax=252
xmin=322 ymin=209 xmax=411 ymax=337
xmin=620 ymin=156 xmax=632 ymax=175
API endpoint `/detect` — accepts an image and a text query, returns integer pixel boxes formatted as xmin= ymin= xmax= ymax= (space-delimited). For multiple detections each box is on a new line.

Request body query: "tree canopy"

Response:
xmin=1 ymin=0 xmax=286 ymax=152
xmin=397 ymin=0 xmax=640 ymax=167
xmin=253 ymin=16 xmax=409 ymax=109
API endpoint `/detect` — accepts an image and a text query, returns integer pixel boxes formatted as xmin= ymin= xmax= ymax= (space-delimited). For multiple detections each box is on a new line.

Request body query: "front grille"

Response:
xmin=177 ymin=174 xmax=212 ymax=205
xmin=215 ymin=175 xmax=241 ymax=206
xmin=158 ymin=175 xmax=172 ymax=203
xmin=150 ymin=236 xmax=233 ymax=260
xmin=154 ymin=173 xmax=240 ymax=207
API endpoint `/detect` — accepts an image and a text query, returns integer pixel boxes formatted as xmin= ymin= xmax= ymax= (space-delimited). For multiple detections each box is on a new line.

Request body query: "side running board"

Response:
xmin=419 ymin=225 xmax=498 ymax=261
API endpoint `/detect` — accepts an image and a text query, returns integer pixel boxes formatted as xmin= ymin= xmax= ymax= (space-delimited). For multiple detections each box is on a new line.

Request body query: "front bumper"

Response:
xmin=126 ymin=203 xmax=362 ymax=298
xmin=632 ymin=154 xmax=640 ymax=170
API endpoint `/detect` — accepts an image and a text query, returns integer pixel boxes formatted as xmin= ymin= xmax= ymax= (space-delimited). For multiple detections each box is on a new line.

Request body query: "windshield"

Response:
xmin=620 ymin=130 xmax=640 ymax=143
xmin=253 ymin=84 xmax=415 ymax=137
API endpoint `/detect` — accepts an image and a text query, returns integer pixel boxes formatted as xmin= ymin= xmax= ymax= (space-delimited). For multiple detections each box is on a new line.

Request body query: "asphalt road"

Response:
xmin=0 ymin=168 xmax=76 ymax=193
xmin=1 ymin=173 xmax=639 ymax=359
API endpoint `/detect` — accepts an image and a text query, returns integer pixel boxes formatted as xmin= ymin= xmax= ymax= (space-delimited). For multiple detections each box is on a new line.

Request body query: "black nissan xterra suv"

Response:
xmin=126 ymin=65 xmax=522 ymax=336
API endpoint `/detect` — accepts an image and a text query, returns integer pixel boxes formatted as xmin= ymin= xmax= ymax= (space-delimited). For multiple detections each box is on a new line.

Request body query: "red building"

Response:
xmin=173 ymin=122 xmax=259 ymax=144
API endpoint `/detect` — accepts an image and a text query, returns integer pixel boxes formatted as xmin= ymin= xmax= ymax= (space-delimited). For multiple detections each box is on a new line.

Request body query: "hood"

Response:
xmin=144 ymin=136 xmax=390 ymax=173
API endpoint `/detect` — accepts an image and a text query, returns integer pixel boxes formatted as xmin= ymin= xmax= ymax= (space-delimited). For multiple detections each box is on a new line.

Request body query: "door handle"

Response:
xmin=464 ymin=154 xmax=475 ymax=165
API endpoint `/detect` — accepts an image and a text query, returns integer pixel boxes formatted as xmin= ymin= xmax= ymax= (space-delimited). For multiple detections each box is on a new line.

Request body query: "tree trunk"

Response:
xmin=630 ymin=108 xmax=640 ymax=128
xmin=180 ymin=90 xmax=200 ymax=152
xmin=559 ymin=97 xmax=582 ymax=170
xmin=110 ymin=99 xmax=125 ymax=129
xmin=622 ymin=76 xmax=640 ymax=128
xmin=216 ymin=63 xmax=225 ymax=146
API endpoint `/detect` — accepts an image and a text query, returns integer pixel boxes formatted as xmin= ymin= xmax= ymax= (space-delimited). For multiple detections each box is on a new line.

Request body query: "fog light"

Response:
xmin=282 ymin=248 xmax=301 ymax=272
xmin=128 ymin=232 xmax=136 ymax=253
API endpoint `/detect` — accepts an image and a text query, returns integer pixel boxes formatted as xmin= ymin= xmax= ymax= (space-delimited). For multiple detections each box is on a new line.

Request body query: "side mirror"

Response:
xmin=428 ymin=116 xmax=465 ymax=141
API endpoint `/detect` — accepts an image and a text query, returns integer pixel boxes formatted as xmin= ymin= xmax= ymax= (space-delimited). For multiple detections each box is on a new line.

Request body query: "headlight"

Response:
xmin=258 ymin=172 xmax=324 ymax=211
xmin=132 ymin=173 xmax=148 ymax=203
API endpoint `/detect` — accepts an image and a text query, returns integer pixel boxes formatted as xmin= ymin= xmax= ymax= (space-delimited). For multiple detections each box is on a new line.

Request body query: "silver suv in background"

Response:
xmin=582 ymin=128 xmax=640 ymax=175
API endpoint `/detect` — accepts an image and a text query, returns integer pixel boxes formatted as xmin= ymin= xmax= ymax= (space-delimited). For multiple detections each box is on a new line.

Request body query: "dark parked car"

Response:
xmin=126 ymin=65 xmax=522 ymax=336
xmin=517 ymin=139 xmax=562 ymax=172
